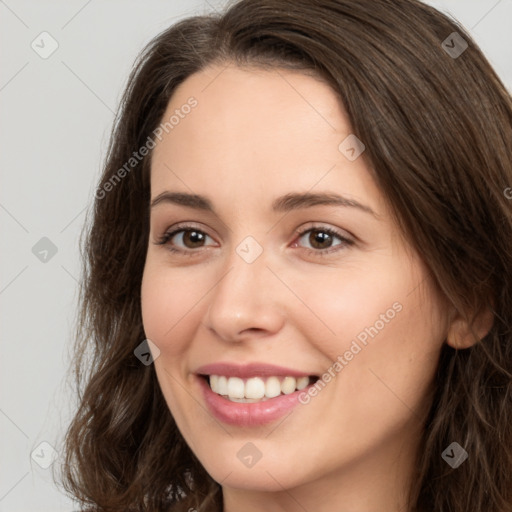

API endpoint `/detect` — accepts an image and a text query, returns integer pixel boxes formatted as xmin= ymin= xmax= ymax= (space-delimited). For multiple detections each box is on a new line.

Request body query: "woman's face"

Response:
xmin=141 ymin=64 xmax=450 ymax=501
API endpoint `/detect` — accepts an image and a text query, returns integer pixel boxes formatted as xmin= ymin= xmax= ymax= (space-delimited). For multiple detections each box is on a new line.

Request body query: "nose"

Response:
xmin=202 ymin=246 xmax=285 ymax=343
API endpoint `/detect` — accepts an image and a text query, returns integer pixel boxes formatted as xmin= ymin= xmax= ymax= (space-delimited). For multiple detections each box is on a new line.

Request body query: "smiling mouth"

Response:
xmin=200 ymin=374 xmax=320 ymax=403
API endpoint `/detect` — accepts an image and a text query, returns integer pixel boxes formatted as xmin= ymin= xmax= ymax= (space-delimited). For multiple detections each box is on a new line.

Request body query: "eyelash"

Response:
xmin=154 ymin=223 xmax=354 ymax=258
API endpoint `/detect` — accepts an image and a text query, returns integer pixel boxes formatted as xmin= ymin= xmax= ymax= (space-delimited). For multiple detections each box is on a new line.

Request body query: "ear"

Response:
xmin=446 ymin=303 xmax=495 ymax=349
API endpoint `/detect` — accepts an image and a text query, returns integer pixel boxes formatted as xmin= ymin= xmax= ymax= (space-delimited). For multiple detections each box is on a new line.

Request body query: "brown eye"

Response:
xmin=294 ymin=226 xmax=354 ymax=257
xmin=180 ymin=229 xmax=207 ymax=248
xmin=156 ymin=226 xmax=216 ymax=253
xmin=307 ymin=230 xmax=335 ymax=249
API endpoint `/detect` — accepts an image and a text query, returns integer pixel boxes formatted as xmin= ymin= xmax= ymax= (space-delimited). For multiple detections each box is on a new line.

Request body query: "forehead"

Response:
xmin=149 ymin=64 xmax=382 ymax=215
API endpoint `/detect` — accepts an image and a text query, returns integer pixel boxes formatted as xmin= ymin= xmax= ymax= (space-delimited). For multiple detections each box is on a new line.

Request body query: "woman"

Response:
xmin=61 ymin=0 xmax=512 ymax=510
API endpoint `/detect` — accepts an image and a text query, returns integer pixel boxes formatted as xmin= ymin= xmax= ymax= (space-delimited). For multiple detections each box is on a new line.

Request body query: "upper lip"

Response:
xmin=195 ymin=362 xmax=318 ymax=379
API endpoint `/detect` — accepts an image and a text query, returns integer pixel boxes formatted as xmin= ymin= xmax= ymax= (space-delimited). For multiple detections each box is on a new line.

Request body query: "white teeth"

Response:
xmin=265 ymin=376 xmax=282 ymax=398
xmin=217 ymin=376 xmax=228 ymax=395
xmin=227 ymin=377 xmax=245 ymax=398
xmin=281 ymin=376 xmax=296 ymax=394
xmin=245 ymin=377 xmax=266 ymax=399
xmin=296 ymin=376 xmax=309 ymax=390
xmin=208 ymin=375 xmax=313 ymax=401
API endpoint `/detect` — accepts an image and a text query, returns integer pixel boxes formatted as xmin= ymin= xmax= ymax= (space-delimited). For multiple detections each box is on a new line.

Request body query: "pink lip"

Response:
xmin=195 ymin=362 xmax=316 ymax=379
xmin=196 ymin=375 xmax=315 ymax=427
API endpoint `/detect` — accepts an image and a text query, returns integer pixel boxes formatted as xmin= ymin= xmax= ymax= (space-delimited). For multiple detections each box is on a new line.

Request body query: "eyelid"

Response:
xmin=154 ymin=221 xmax=213 ymax=252
xmin=154 ymin=221 xmax=354 ymax=256
xmin=293 ymin=222 xmax=353 ymax=240
xmin=292 ymin=223 xmax=354 ymax=256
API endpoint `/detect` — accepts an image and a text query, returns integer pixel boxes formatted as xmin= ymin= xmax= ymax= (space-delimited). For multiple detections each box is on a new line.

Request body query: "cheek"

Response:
xmin=140 ymin=261 xmax=207 ymax=426
xmin=326 ymin=273 xmax=444 ymax=428
xmin=294 ymin=256 xmax=444 ymax=406
xmin=290 ymin=260 xmax=414 ymax=358
xmin=140 ymin=260 xmax=209 ymax=357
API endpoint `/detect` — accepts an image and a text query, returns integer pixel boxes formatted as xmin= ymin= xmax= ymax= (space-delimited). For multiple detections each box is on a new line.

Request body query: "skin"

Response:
xmin=140 ymin=64 xmax=462 ymax=512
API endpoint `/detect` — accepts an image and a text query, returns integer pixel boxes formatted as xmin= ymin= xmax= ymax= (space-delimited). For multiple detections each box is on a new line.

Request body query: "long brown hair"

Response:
xmin=59 ymin=0 xmax=512 ymax=510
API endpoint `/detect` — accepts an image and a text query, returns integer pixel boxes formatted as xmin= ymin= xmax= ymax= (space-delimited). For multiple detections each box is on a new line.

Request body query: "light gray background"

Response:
xmin=1 ymin=1 xmax=511 ymax=511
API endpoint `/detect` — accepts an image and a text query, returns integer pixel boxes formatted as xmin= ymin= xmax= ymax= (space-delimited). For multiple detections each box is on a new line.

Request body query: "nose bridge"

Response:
xmin=204 ymin=236 xmax=284 ymax=341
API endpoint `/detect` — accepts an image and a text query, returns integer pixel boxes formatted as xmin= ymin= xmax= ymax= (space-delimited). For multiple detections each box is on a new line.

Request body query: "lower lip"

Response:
xmin=196 ymin=375 xmax=313 ymax=427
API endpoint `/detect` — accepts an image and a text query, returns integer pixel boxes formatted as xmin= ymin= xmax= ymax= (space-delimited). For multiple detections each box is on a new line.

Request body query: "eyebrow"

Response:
xmin=150 ymin=191 xmax=378 ymax=217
